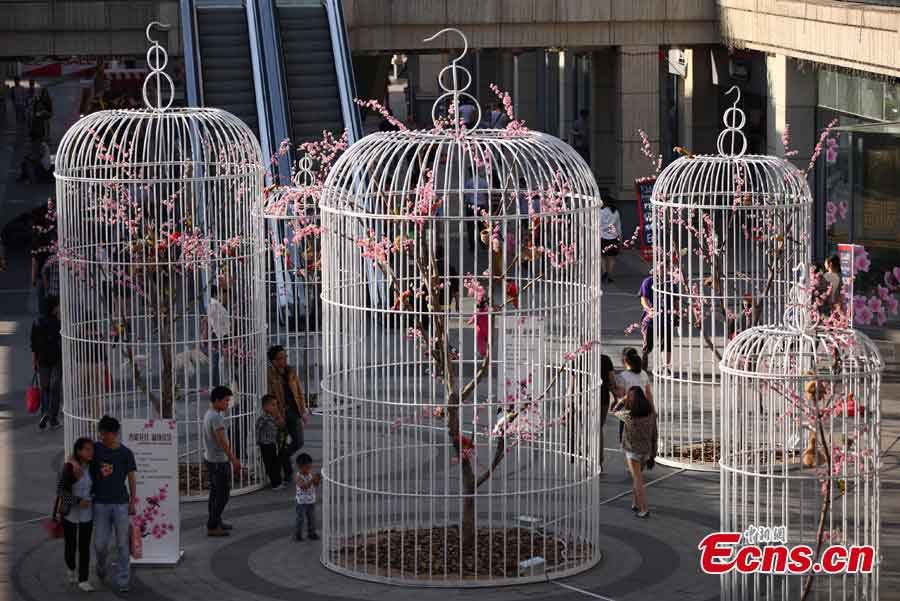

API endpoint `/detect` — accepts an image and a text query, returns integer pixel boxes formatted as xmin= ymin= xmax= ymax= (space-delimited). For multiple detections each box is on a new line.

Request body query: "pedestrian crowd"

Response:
xmin=7 ymin=77 xmax=55 ymax=184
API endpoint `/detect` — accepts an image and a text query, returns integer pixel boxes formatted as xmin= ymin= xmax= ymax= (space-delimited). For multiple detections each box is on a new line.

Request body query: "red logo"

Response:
xmin=699 ymin=532 xmax=875 ymax=575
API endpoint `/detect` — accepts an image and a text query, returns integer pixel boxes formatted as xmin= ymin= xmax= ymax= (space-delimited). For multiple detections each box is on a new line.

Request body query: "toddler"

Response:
xmin=256 ymin=395 xmax=284 ymax=489
xmin=294 ymin=453 xmax=321 ymax=541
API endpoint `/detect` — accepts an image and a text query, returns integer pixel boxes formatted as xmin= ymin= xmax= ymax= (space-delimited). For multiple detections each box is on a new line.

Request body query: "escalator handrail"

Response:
xmin=180 ymin=0 xmax=203 ymax=108
xmin=323 ymin=0 xmax=363 ymax=143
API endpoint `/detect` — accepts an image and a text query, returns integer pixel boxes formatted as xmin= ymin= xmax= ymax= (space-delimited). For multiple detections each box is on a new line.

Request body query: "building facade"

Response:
xmin=2 ymin=0 xmax=899 ymax=258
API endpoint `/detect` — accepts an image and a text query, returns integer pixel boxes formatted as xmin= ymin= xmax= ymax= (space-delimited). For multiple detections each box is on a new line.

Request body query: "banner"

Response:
xmin=837 ymin=243 xmax=862 ymax=321
xmin=635 ymin=176 xmax=656 ymax=263
xmin=122 ymin=419 xmax=181 ymax=565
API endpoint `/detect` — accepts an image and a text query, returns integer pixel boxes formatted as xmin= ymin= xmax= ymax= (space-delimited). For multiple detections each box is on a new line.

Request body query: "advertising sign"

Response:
xmin=122 ymin=419 xmax=181 ymax=565
xmin=635 ymin=176 xmax=656 ymax=263
xmin=837 ymin=243 xmax=862 ymax=321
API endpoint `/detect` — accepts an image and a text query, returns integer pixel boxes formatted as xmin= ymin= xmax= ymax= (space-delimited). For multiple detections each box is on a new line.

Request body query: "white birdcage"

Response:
xmin=719 ymin=275 xmax=882 ymax=601
xmin=651 ymin=87 xmax=813 ymax=469
xmin=55 ymin=23 xmax=266 ymax=500
xmin=319 ymin=29 xmax=603 ymax=586
xmin=259 ymin=155 xmax=327 ymax=408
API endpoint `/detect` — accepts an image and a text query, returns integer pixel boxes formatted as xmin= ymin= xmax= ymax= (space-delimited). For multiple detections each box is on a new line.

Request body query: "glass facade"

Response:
xmin=818 ymin=68 xmax=900 ymax=122
xmin=824 ymin=122 xmax=900 ymax=311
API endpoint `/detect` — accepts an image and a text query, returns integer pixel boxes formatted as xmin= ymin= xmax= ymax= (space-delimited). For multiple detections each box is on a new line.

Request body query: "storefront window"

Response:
xmin=826 ymin=122 xmax=900 ymax=326
xmin=855 ymin=131 xmax=900 ymax=284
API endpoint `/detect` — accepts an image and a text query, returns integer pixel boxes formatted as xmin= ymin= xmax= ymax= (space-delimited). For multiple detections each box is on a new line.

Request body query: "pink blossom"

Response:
xmin=867 ymin=296 xmax=883 ymax=314
xmin=825 ymin=138 xmax=838 ymax=163
xmin=354 ymin=99 xmax=407 ymax=131
xmin=854 ymin=248 xmax=870 ymax=274
xmin=463 ymin=275 xmax=487 ymax=305
xmin=877 ymin=285 xmax=891 ymax=301
xmin=637 ymin=128 xmax=662 ymax=174
xmin=781 ymin=124 xmax=799 ymax=158
xmin=885 ymin=295 xmax=899 ymax=315
xmin=806 ymin=119 xmax=839 ymax=175
xmin=854 ymin=305 xmax=873 ymax=326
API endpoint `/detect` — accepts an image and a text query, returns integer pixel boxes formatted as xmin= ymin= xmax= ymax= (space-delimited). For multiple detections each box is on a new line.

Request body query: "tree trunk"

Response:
xmin=461 ymin=458 xmax=476 ymax=551
xmin=159 ymin=318 xmax=174 ymax=419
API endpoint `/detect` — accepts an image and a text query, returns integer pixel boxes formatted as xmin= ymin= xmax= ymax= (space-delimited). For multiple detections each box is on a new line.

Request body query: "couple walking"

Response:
xmin=54 ymin=416 xmax=137 ymax=593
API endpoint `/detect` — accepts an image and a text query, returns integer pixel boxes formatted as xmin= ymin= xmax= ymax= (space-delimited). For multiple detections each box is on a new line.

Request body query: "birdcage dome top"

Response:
xmin=321 ymin=127 xmax=599 ymax=217
xmin=56 ymin=22 xmax=261 ymax=176
xmin=55 ymin=107 xmax=262 ymax=176
xmin=261 ymin=156 xmax=321 ymax=217
xmin=651 ymin=153 xmax=813 ymax=210
xmin=653 ymin=87 xmax=813 ymax=210
xmin=720 ymin=323 xmax=883 ymax=380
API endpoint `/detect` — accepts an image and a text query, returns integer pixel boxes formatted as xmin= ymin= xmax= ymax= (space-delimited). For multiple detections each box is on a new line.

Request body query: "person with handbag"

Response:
xmin=57 ymin=437 xmax=96 ymax=591
xmin=91 ymin=416 xmax=137 ymax=593
xmin=612 ymin=386 xmax=658 ymax=519
xmin=30 ymin=295 xmax=62 ymax=430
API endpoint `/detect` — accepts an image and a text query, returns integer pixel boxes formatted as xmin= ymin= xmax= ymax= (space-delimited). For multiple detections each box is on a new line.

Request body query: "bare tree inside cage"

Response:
xmin=319 ymin=29 xmax=603 ymax=586
xmin=651 ymin=88 xmax=813 ymax=469
xmin=719 ymin=272 xmax=882 ymax=601
xmin=55 ymin=22 xmax=266 ymax=500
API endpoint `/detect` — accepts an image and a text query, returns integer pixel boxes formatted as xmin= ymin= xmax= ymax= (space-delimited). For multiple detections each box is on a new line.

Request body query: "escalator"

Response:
xmin=276 ymin=4 xmax=346 ymax=145
xmin=182 ymin=0 xmax=361 ymax=166
xmin=182 ymin=1 xmax=260 ymax=139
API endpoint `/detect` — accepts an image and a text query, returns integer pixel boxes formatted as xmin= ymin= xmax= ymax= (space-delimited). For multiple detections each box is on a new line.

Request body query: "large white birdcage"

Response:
xmin=651 ymin=88 xmax=813 ymax=469
xmin=720 ymin=281 xmax=882 ymax=601
xmin=55 ymin=23 xmax=266 ymax=500
xmin=319 ymin=29 xmax=603 ymax=586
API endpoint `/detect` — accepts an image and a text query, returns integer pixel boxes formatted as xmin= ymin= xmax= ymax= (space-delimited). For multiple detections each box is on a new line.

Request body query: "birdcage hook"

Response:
xmin=424 ymin=28 xmax=481 ymax=134
xmin=716 ymin=85 xmax=748 ymax=157
xmin=142 ymin=21 xmax=175 ymax=112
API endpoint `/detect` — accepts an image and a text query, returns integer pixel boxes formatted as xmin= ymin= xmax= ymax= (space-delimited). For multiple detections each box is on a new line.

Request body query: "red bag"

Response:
xmin=42 ymin=496 xmax=66 ymax=539
xmin=130 ymin=522 xmax=143 ymax=559
xmin=42 ymin=518 xmax=65 ymax=538
xmin=26 ymin=374 xmax=40 ymax=414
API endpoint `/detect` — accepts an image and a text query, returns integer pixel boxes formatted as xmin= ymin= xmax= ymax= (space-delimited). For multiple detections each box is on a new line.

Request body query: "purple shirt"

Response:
xmin=639 ymin=276 xmax=653 ymax=325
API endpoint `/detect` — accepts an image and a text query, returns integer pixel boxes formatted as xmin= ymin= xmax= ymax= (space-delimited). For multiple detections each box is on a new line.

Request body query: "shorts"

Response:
xmin=601 ymin=238 xmax=620 ymax=257
xmin=641 ymin=319 xmax=672 ymax=354
xmin=625 ymin=451 xmax=647 ymax=463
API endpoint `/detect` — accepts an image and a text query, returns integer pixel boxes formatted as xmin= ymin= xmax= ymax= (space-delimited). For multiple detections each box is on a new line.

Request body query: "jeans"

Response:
xmin=206 ymin=460 xmax=231 ymax=530
xmin=259 ymin=443 xmax=282 ymax=488
xmin=279 ymin=409 xmax=304 ymax=481
xmin=38 ymin=364 xmax=61 ymax=419
xmin=93 ymin=503 xmax=130 ymax=587
xmin=64 ymin=520 xmax=93 ymax=582
xmin=295 ymin=503 xmax=316 ymax=537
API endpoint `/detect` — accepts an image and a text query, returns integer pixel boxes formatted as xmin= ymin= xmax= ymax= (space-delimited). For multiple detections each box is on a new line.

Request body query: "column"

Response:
xmin=614 ymin=45 xmax=660 ymax=204
xmin=766 ymin=54 xmax=817 ymax=168
xmin=591 ymin=50 xmax=615 ymax=193
xmin=680 ymin=47 xmax=719 ymax=155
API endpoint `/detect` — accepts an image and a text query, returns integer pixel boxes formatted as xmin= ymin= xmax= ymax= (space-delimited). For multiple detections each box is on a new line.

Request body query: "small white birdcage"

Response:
xmin=720 ymin=275 xmax=882 ymax=601
xmin=55 ymin=22 xmax=266 ymax=499
xmin=651 ymin=87 xmax=813 ymax=469
xmin=319 ymin=29 xmax=603 ymax=586
xmin=259 ymin=155 xmax=327 ymax=408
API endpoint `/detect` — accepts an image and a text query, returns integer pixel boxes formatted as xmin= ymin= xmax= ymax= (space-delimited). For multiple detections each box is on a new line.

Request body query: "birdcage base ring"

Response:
xmin=178 ymin=463 xmax=266 ymax=502
xmin=323 ymin=525 xmax=598 ymax=587
xmin=654 ymin=439 xmax=721 ymax=472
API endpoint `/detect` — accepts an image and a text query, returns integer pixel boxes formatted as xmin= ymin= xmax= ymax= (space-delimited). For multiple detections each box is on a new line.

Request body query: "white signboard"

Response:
xmin=122 ymin=419 xmax=181 ymax=565
xmin=501 ymin=316 xmax=546 ymax=405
